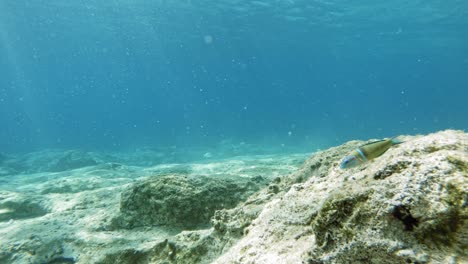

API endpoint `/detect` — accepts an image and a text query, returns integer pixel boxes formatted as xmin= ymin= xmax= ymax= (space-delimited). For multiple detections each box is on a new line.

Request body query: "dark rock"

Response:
xmin=96 ymin=248 xmax=148 ymax=264
xmin=111 ymin=174 xmax=269 ymax=229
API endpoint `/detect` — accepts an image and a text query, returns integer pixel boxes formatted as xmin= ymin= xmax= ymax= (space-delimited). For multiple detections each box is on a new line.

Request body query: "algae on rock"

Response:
xmin=3 ymin=130 xmax=465 ymax=264
xmin=111 ymin=174 xmax=269 ymax=229
xmin=213 ymin=130 xmax=467 ymax=264
xmin=97 ymin=130 xmax=468 ymax=264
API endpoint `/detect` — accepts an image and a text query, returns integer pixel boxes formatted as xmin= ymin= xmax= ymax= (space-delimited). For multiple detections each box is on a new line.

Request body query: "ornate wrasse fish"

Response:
xmin=340 ymin=137 xmax=403 ymax=169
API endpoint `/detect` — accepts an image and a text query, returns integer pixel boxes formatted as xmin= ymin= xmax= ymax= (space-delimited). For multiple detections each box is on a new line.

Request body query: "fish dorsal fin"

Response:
xmin=359 ymin=139 xmax=386 ymax=147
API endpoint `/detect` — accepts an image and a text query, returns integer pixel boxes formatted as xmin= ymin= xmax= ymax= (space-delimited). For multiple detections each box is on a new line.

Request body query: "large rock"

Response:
xmin=111 ymin=174 xmax=269 ymax=229
xmin=110 ymin=130 xmax=467 ymax=264
xmin=213 ymin=130 xmax=467 ymax=264
xmin=2 ymin=130 xmax=465 ymax=264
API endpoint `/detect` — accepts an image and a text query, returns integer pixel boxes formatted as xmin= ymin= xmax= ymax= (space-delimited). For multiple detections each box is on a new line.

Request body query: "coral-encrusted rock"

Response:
xmin=30 ymin=130 xmax=464 ymax=264
xmin=88 ymin=130 xmax=467 ymax=264
xmin=112 ymin=174 xmax=269 ymax=229
xmin=212 ymin=130 xmax=467 ymax=264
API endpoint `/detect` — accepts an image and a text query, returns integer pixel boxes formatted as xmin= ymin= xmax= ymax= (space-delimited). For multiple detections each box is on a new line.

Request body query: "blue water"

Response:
xmin=1 ymin=0 xmax=467 ymax=154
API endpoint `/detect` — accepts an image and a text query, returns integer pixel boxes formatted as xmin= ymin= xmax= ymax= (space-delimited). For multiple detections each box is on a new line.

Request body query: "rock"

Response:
xmin=0 ymin=192 xmax=49 ymax=221
xmin=0 ymin=228 xmax=74 ymax=264
xmin=111 ymin=174 xmax=269 ymax=229
xmin=151 ymin=230 xmax=222 ymax=264
xmin=1 ymin=130 xmax=466 ymax=264
xmin=112 ymin=130 xmax=466 ymax=264
xmin=213 ymin=130 xmax=467 ymax=264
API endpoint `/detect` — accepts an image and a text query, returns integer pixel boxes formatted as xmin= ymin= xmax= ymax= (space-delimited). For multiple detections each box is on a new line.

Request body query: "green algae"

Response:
xmin=415 ymin=182 xmax=467 ymax=251
xmin=446 ymin=156 xmax=468 ymax=172
xmin=311 ymin=190 xmax=371 ymax=250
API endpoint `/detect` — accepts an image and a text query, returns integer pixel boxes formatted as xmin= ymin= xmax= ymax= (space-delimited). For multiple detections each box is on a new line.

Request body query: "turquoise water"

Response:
xmin=1 ymin=0 xmax=467 ymax=154
xmin=0 ymin=3 xmax=466 ymax=262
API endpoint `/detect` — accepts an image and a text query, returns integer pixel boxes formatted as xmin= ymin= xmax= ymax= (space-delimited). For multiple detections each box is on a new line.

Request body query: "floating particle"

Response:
xmin=204 ymin=35 xmax=213 ymax=44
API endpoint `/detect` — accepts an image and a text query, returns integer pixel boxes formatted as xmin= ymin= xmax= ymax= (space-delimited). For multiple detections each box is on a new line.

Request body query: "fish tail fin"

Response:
xmin=390 ymin=136 xmax=404 ymax=145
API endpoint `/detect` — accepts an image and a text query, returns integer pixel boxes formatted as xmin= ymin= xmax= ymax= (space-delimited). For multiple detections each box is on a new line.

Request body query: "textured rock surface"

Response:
xmin=211 ymin=130 xmax=467 ymax=264
xmin=104 ymin=130 xmax=467 ymax=264
xmin=0 ymin=152 xmax=304 ymax=264
xmin=112 ymin=174 xmax=269 ymax=229
xmin=0 ymin=130 xmax=466 ymax=264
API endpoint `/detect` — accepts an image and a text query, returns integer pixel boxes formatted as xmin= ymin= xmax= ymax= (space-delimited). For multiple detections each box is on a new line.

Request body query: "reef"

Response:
xmin=123 ymin=130 xmax=467 ymax=264
xmin=0 ymin=130 xmax=466 ymax=264
xmin=211 ymin=130 xmax=468 ymax=264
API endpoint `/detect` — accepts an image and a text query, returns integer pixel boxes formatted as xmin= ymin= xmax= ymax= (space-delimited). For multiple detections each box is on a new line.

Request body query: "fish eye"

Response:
xmin=341 ymin=156 xmax=355 ymax=168
xmin=341 ymin=156 xmax=358 ymax=168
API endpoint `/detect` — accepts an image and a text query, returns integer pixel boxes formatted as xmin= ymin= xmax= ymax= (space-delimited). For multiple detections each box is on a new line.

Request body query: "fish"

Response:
xmin=340 ymin=137 xmax=403 ymax=169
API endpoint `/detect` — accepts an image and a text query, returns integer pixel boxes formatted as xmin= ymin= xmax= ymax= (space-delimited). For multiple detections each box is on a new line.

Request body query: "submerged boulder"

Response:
xmin=106 ymin=130 xmax=466 ymax=264
xmin=111 ymin=174 xmax=269 ymax=229
xmin=213 ymin=130 xmax=467 ymax=264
